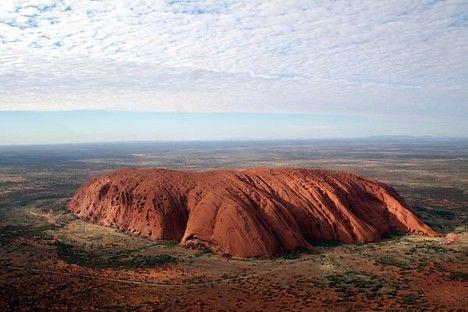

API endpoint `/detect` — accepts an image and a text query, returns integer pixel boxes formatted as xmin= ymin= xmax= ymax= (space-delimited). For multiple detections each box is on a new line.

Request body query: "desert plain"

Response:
xmin=0 ymin=138 xmax=466 ymax=311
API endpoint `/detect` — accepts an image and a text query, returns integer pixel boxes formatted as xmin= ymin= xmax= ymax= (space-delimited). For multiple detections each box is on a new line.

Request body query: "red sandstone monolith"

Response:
xmin=69 ymin=168 xmax=438 ymax=257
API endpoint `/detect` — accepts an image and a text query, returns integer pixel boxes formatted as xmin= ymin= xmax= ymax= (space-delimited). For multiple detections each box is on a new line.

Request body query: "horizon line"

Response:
xmin=1 ymin=135 xmax=467 ymax=148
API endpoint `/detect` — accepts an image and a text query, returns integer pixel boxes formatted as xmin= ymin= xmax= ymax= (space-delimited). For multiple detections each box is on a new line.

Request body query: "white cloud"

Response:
xmin=0 ymin=0 xmax=466 ymax=120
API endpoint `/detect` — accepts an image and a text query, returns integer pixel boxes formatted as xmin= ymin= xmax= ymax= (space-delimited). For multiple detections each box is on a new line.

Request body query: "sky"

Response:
xmin=0 ymin=0 xmax=467 ymax=144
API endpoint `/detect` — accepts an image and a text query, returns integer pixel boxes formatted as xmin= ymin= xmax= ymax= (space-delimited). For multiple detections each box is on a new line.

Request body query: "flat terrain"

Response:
xmin=0 ymin=139 xmax=467 ymax=311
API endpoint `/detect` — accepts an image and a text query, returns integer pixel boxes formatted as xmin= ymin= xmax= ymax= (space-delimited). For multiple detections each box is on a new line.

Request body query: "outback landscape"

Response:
xmin=0 ymin=138 xmax=466 ymax=311
xmin=1 ymin=0 xmax=467 ymax=311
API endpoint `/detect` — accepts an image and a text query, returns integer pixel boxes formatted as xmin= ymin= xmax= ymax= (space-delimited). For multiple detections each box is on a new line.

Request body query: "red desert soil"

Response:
xmin=69 ymin=168 xmax=438 ymax=257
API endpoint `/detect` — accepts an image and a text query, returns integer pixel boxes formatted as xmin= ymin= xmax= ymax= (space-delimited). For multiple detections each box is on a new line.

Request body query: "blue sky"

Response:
xmin=0 ymin=1 xmax=467 ymax=144
xmin=0 ymin=111 xmax=464 ymax=145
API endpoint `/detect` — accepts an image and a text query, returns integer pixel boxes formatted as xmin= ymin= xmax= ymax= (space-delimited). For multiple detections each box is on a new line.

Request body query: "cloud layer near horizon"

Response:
xmin=0 ymin=0 xmax=467 ymax=120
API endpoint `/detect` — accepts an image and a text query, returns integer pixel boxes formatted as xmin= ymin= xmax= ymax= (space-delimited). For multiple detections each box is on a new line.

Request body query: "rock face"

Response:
xmin=69 ymin=168 xmax=438 ymax=257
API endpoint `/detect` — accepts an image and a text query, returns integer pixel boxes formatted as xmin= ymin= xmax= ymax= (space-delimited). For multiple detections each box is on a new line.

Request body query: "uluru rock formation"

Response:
xmin=69 ymin=168 xmax=438 ymax=257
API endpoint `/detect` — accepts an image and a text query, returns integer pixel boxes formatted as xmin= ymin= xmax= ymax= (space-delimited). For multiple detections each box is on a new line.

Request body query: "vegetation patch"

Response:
xmin=158 ymin=239 xmax=180 ymax=247
xmin=326 ymin=271 xmax=396 ymax=299
xmin=427 ymin=209 xmax=456 ymax=220
xmin=194 ymin=248 xmax=213 ymax=257
xmin=0 ymin=224 xmax=56 ymax=246
xmin=449 ymin=271 xmax=468 ymax=282
xmin=375 ymin=254 xmax=412 ymax=270
xmin=400 ymin=292 xmax=426 ymax=305
xmin=278 ymin=250 xmax=302 ymax=260
xmin=55 ymin=241 xmax=175 ymax=269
